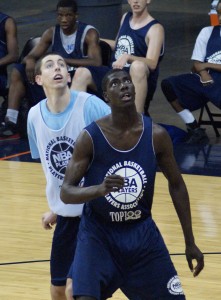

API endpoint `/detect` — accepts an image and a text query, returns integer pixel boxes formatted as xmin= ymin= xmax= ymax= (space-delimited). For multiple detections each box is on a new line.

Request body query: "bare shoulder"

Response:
xmin=148 ymin=21 xmax=164 ymax=35
xmin=153 ymin=122 xmax=168 ymax=136
xmin=75 ymin=129 xmax=94 ymax=156
xmin=5 ymin=16 xmax=17 ymax=31
xmin=41 ymin=26 xmax=54 ymax=39
xmin=86 ymin=27 xmax=99 ymax=35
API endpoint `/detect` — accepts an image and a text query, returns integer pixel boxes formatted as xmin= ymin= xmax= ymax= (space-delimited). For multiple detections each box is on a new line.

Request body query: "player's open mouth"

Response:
xmin=54 ymin=74 xmax=63 ymax=80
xmin=121 ymin=93 xmax=131 ymax=101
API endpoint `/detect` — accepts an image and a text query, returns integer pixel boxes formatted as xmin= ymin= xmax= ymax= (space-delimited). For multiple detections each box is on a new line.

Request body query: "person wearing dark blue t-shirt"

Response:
xmin=61 ymin=69 xmax=204 ymax=300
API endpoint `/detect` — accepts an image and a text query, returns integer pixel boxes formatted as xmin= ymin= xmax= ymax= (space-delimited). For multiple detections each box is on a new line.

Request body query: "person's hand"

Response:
xmin=99 ymin=175 xmax=124 ymax=196
xmin=199 ymin=71 xmax=214 ymax=86
xmin=185 ymin=244 xmax=204 ymax=277
xmin=112 ymin=53 xmax=129 ymax=69
xmin=41 ymin=211 xmax=57 ymax=230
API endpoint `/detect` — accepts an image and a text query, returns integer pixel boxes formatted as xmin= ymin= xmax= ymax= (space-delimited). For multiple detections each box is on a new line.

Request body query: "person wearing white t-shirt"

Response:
xmin=27 ymin=53 xmax=110 ymax=300
xmin=161 ymin=1 xmax=221 ymax=144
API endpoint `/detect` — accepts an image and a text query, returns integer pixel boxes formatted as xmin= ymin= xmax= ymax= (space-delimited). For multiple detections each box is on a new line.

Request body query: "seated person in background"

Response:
xmin=0 ymin=11 xmax=19 ymax=94
xmin=71 ymin=0 xmax=165 ymax=115
xmin=0 ymin=0 xmax=101 ymax=140
xmin=161 ymin=0 xmax=221 ymax=144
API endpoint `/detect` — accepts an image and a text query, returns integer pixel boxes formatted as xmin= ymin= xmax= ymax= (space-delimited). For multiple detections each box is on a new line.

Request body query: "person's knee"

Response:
xmin=50 ymin=284 xmax=66 ymax=300
xmin=73 ymin=67 xmax=93 ymax=85
xmin=161 ymin=78 xmax=177 ymax=102
xmin=130 ymin=61 xmax=150 ymax=80
xmin=10 ymin=67 xmax=23 ymax=84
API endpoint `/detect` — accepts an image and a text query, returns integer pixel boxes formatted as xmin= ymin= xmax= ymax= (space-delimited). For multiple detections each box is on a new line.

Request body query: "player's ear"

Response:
xmin=103 ymin=91 xmax=109 ymax=103
xmin=35 ymin=74 xmax=43 ymax=86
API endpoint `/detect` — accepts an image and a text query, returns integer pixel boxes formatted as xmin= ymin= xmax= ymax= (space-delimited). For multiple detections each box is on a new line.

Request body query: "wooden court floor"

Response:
xmin=0 ymin=160 xmax=220 ymax=299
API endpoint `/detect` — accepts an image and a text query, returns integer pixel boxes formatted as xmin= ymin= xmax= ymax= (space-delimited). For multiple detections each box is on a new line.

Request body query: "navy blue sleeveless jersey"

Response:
xmin=112 ymin=12 xmax=164 ymax=101
xmin=113 ymin=12 xmax=164 ymax=66
xmin=83 ymin=115 xmax=157 ymax=223
xmin=0 ymin=12 xmax=9 ymax=77
xmin=52 ymin=21 xmax=88 ymax=59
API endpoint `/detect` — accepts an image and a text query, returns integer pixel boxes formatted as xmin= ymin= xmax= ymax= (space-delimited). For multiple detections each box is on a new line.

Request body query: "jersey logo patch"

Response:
xmin=207 ymin=50 xmax=221 ymax=64
xmin=105 ymin=160 xmax=147 ymax=210
xmin=115 ymin=35 xmax=134 ymax=67
xmin=45 ymin=136 xmax=74 ymax=180
xmin=167 ymin=275 xmax=184 ymax=295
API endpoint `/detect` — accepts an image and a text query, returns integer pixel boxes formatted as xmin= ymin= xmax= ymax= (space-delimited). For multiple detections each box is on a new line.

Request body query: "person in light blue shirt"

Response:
xmin=27 ymin=53 xmax=110 ymax=300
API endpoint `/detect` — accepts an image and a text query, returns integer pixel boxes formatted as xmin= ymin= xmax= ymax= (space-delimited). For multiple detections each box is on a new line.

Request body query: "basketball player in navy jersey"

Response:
xmin=71 ymin=0 xmax=165 ymax=115
xmin=0 ymin=0 xmax=102 ymax=140
xmin=27 ymin=53 xmax=110 ymax=300
xmin=161 ymin=0 xmax=221 ymax=144
xmin=61 ymin=69 xmax=204 ymax=300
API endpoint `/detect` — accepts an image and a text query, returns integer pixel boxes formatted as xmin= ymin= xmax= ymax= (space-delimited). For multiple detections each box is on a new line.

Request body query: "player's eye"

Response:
xmin=45 ymin=62 xmax=53 ymax=69
xmin=58 ymin=62 xmax=66 ymax=68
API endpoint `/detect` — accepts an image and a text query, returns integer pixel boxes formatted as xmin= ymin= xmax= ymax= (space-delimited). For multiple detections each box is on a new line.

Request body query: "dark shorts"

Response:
xmin=167 ymin=72 xmax=221 ymax=110
xmin=0 ymin=74 xmax=7 ymax=92
xmin=87 ymin=65 xmax=159 ymax=102
xmin=14 ymin=63 xmax=45 ymax=105
xmin=50 ymin=215 xmax=80 ymax=286
xmin=70 ymin=214 xmax=185 ymax=299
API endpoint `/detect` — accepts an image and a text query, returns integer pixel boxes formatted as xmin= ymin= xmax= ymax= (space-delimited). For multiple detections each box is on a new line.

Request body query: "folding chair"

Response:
xmin=18 ymin=36 xmax=41 ymax=63
xmin=198 ymin=103 xmax=221 ymax=137
xmin=99 ymin=40 xmax=113 ymax=66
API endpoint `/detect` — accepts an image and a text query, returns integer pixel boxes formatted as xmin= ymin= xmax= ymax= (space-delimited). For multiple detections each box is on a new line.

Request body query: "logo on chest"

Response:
xmin=45 ymin=136 xmax=74 ymax=180
xmin=105 ymin=160 xmax=147 ymax=210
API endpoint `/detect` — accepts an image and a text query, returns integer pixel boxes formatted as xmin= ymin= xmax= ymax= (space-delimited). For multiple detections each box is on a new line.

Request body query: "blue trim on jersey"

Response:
xmin=27 ymin=91 xmax=110 ymax=159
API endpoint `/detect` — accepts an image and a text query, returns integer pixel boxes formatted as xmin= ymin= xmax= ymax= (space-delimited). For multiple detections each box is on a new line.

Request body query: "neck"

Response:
xmin=130 ymin=8 xmax=151 ymax=27
xmin=45 ymin=88 xmax=70 ymax=113
xmin=111 ymin=106 xmax=140 ymax=130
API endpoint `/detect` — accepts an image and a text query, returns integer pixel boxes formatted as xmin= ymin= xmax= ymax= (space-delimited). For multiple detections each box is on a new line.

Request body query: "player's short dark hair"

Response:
xmin=102 ymin=68 xmax=128 ymax=92
xmin=56 ymin=0 xmax=78 ymax=13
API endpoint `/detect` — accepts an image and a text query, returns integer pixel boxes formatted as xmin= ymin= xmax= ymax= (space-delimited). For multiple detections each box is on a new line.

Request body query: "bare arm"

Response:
xmin=192 ymin=60 xmax=221 ymax=85
xmin=192 ymin=60 xmax=218 ymax=86
xmin=153 ymin=124 xmax=204 ymax=277
xmin=192 ymin=60 xmax=221 ymax=73
xmin=60 ymin=130 xmax=124 ymax=204
xmin=0 ymin=17 xmax=19 ymax=68
xmin=65 ymin=28 xmax=102 ymax=67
